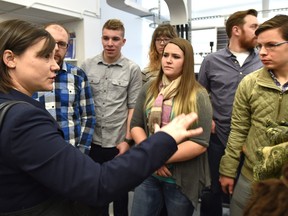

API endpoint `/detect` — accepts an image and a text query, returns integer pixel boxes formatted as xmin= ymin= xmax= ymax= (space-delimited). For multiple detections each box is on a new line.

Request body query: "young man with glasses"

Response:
xmin=219 ymin=14 xmax=288 ymax=216
xmin=33 ymin=24 xmax=96 ymax=154
xmin=198 ymin=9 xmax=262 ymax=216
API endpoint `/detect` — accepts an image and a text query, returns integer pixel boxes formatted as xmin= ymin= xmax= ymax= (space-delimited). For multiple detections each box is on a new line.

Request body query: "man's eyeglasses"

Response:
xmin=56 ymin=41 xmax=69 ymax=49
xmin=155 ymin=38 xmax=171 ymax=44
xmin=256 ymin=41 xmax=288 ymax=51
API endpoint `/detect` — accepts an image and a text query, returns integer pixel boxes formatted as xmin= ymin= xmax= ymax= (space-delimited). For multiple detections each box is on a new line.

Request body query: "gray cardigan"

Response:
xmin=131 ymin=81 xmax=212 ymax=208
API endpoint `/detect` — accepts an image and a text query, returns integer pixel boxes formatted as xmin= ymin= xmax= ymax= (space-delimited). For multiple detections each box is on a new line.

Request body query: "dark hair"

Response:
xmin=244 ymin=163 xmax=288 ymax=216
xmin=102 ymin=19 xmax=125 ymax=37
xmin=0 ymin=19 xmax=56 ymax=93
xmin=225 ymin=9 xmax=258 ymax=38
xmin=255 ymin=14 xmax=288 ymax=40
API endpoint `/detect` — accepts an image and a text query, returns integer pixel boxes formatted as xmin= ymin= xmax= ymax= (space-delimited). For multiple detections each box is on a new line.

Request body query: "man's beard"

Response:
xmin=239 ymin=30 xmax=257 ymax=51
xmin=54 ymin=54 xmax=63 ymax=66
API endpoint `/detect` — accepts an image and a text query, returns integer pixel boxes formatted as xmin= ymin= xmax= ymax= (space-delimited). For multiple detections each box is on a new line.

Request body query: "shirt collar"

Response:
xmin=55 ymin=62 xmax=68 ymax=75
xmin=61 ymin=62 xmax=68 ymax=71
xmin=268 ymin=69 xmax=288 ymax=92
xmin=224 ymin=46 xmax=257 ymax=58
xmin=97 ymin=52 xmax=124 ymax=67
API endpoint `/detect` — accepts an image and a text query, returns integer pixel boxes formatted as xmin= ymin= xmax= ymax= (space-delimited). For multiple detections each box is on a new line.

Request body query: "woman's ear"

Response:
xmin=3 ymin=50 xmax=16 ymax=69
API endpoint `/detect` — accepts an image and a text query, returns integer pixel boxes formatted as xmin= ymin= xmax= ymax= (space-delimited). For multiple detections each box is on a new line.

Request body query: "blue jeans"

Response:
xmin=131 ymin=176 xmax=194 ymax=216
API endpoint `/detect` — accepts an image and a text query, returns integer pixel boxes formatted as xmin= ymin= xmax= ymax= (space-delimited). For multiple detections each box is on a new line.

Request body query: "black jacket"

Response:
xmin=0 ymin=90 xmax=177 ymax=213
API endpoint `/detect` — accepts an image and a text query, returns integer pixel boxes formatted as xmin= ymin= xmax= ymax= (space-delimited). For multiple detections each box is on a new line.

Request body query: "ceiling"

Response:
xmin=0 ymin=0 xmax=287 ymax=25
xmin=140 ymin=0 xmax=288 ymax=21
xmin=0 ymin=1 xmax=81 ymax=24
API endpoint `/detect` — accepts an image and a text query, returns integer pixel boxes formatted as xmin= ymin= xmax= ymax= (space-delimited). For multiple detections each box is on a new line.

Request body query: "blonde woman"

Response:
xmin=131 ymin=38 xmax=212 ymax=216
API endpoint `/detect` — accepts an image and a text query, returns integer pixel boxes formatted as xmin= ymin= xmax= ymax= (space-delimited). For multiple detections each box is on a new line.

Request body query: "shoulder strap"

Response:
xmin=0 ymin=101 xmax=29 ymax=127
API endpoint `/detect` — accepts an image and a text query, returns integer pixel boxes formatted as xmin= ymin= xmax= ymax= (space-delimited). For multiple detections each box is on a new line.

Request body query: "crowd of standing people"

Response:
xmin=0 ymin=6 xmax=288 ymax=216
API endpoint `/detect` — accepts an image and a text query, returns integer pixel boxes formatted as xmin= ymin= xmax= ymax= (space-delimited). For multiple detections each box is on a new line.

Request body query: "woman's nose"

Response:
xmin=51 ymin=59 xmax=60 ymax=71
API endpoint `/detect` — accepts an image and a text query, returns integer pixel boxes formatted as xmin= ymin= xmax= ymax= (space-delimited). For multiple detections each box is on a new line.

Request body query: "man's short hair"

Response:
xmin=102 ymin=19 xmax=125 ymax=37
xmin=255 ymin=14 xmax=288 ymax=40
xmin=225 ymin=9 xmax=258 ymax=38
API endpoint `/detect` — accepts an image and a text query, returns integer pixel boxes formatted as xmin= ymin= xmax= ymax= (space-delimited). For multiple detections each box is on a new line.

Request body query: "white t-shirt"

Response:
xmin=231 ymin=51 xmax=250 ymax=67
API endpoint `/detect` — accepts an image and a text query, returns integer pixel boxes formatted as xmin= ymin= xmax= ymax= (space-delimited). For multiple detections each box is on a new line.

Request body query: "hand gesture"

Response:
xmin=155 ymin=112 xmax=203 ymax=144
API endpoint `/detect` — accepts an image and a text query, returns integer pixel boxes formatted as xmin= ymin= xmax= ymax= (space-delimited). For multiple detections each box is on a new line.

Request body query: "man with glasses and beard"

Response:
xmin=33 ymin=24 xmax=96 ymax=155
xmin=198 ymin=9 xmax=262 ymax=216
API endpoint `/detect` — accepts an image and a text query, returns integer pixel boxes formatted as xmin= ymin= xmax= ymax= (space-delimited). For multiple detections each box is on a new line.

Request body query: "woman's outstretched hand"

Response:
xmin=155 ymin=112 xmax=203 ymax=144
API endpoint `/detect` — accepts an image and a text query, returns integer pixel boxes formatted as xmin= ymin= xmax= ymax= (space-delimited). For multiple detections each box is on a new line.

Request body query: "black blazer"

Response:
xmin=0 ymin=90 xmax=177 ymax=212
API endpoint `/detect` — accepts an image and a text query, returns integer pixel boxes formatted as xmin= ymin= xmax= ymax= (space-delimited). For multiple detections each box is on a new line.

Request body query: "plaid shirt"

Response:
xmin=268 ymin=69 xmax=288 ymax=92
xmin=33 ymin=62 xmax=96 ymax=154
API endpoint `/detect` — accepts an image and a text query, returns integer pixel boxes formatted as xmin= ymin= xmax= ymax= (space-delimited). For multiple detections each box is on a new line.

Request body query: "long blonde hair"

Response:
xmin=145 ymin=38 xmax=203 ymax=116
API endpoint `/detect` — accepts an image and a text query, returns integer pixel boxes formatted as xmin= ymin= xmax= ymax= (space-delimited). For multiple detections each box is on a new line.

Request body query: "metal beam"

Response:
xmin=262 ymin=0 xmax=270 ymax=18
xmin=106 ymin=0 xmax=153 ymax=17
xmin=164 ymin=0 xmax=188 ymax=25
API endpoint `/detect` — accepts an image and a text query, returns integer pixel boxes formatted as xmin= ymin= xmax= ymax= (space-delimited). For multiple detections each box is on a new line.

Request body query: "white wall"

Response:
xmin=82 ymin=16 xmax=103 ymax=61
xmin=98 ymin=0 xmax=153 ymax=69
